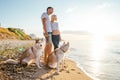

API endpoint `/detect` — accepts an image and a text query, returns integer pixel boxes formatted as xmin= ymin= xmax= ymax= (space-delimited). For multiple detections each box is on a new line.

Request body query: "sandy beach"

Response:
xmin=0 ymin=59 xmax=92 ymax=80
xmin=0 ymin=40 xmax=92 ymax=80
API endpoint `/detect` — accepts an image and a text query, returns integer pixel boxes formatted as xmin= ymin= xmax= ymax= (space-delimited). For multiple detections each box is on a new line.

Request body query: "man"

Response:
xmin=41 ymin=7 xmax=53 ymax=64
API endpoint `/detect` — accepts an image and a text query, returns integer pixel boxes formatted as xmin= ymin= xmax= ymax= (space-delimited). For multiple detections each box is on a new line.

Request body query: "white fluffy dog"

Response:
xmin=48 ymin=42 xmax=69 ymax=74
xmin=20 ymin=39 xmax=43 ymax=68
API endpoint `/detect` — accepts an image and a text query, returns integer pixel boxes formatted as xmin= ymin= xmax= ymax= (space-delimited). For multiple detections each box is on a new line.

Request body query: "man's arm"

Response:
xmin=41 ymin=18 xmax=48 ymax=37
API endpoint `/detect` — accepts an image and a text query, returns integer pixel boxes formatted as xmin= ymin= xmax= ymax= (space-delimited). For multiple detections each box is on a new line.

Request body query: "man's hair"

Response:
xmin=47 ymin=7 xmax=53 ymax=11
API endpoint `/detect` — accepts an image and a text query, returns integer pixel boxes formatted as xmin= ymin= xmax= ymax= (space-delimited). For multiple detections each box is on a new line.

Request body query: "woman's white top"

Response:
xmin=51 ymin=22 xmax=59 ymax=30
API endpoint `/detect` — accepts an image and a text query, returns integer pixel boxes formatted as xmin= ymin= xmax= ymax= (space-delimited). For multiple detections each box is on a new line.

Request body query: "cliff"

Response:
xmin=0 ymin=27 xmax=31 ymax=40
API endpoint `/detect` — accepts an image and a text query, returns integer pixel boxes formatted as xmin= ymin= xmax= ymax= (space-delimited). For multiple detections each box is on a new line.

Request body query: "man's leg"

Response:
xmin=44 ymin=43 xmax=48 ymax=63
xmin=44 ymin=42 xmax=52 ymax=63
xmin=44 ymin=33 xmax=52 ymax=64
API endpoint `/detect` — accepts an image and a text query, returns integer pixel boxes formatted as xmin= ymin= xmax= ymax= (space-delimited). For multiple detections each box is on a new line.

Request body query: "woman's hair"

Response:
xmin=51 ymin=14 xmax=56 ymax=18
xmin=51 ymin=14 xmax=57 ymax=21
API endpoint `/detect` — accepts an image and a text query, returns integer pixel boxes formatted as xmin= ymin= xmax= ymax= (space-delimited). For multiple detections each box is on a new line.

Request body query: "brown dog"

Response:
xmin=48 ymin=42 xmax=69 ymax=74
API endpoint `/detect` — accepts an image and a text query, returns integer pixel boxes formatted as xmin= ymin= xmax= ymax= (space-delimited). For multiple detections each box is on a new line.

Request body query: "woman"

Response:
xmin=51 ymin=14 xmax=62 ymax=49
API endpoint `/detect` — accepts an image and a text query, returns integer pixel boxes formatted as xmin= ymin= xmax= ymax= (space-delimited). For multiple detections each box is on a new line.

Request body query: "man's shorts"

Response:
xmin=45 ymin=32 xmax=52 ymax=43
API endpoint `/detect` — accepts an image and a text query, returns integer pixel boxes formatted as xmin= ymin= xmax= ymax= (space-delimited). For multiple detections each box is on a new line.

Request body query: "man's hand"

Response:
xmin=44 ymin=33 xmax=49 ymax=37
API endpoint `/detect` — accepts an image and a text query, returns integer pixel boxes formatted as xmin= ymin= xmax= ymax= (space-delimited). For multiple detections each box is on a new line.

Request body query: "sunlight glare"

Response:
xmin=90 ymin=33 xmax=107 ymax=74
xmin=91 ymin=34 xmax=107 ymax=60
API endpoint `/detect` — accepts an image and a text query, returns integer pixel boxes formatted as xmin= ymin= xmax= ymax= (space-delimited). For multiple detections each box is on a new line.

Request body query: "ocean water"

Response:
xmin=63 ymin=34 xmax=120 ymax=80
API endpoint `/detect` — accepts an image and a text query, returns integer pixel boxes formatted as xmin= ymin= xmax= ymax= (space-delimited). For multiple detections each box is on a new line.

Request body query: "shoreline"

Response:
xmin=66 ymin=57 xmax=97 ymax=80
xmin=62 ymin=58 xmax=92 ymax=80
xmin=76 ymin=60 xmax=97 ymax=80
xmin=67 ymin=58 xmax=94 ymax=80
xmin=76 ymin=64 xmax=95 ymax=80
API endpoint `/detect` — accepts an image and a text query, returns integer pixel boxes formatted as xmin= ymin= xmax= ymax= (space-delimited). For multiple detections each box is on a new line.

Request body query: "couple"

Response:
xmin=41 ymin=7 xmax=62 ymax=64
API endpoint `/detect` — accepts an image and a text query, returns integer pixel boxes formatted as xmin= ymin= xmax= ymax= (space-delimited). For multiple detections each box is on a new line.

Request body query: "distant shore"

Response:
xmin=0 ymin=39 xmax=92 ymax=80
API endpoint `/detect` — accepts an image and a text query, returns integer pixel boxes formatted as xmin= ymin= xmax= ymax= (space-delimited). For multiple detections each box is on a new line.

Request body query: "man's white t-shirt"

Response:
xmin=41 ymin=12 xmax=52 ymax=33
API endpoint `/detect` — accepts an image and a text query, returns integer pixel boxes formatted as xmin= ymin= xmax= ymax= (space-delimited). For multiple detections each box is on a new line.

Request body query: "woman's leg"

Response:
xmin=52 ymin=35 xmax=60 ymax=49
xmin=56 ymin=35 xmax=60 ymax=48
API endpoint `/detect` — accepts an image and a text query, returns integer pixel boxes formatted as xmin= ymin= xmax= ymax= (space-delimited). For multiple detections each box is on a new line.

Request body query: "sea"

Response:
xmin=62 ymin=33 xmax=120 ymax=80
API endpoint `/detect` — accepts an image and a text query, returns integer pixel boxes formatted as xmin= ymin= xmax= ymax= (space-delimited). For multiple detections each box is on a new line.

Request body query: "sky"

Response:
xmin=0 ymin=0 xmax=120 ymax=37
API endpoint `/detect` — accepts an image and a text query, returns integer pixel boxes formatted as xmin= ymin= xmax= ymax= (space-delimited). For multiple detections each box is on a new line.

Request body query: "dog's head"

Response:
xmin=34 ymin=38 xmax=44 ymax=49
xmin=60 ymin=42 xmax=69 ymax=53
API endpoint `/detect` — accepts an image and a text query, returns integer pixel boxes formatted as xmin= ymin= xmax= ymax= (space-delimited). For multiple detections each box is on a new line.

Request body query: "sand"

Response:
xmin=36 ymin=59 xmax=92 ymax=80
xmin=0 ymin=59 xmax=92 ymax=80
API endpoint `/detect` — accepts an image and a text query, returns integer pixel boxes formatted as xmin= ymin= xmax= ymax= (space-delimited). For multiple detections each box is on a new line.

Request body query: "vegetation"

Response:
xmin=0 ymin=27 xmax=31 ymax=40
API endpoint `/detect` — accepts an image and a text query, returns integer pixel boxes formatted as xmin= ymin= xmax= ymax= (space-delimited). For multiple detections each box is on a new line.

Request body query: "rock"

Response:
xmin=71 ymin=68 xmax=75 ymax=71
xmin=3 ymin=59 xmax=19 ymax=64
xmin=66 ymin=70 xmax=70 ymax=73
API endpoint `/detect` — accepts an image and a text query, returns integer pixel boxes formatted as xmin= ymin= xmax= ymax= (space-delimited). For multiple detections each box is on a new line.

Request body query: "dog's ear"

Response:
xmin=41 ymin=38 xmax=44 ymax=42
xmin=35 ymin=39 xmax=39 ymax=43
